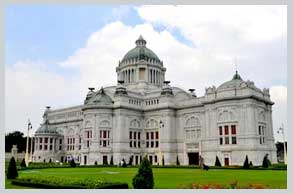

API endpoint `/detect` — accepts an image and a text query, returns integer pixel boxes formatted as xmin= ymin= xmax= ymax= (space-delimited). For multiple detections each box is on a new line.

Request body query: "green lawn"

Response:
xmin=5 ymin=167 xmax=287 ymax=189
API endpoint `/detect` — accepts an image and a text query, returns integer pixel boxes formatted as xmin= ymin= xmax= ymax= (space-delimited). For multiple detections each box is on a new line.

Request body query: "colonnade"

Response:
xmin=119 ymin=68 xmax=164 ymax=85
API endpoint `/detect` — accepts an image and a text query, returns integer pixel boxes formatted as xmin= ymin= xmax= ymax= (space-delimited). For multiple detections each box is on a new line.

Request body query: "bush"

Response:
xmin=110 ymin=156 xmax=114 ymax=165
xmin=11 ymin=175 xmax=128 ymax=189
xmin=176 ymin=156 xmax=180 ymax=166
xmin=7 ymin=157 xmax=18 ymax=179
xmin=243 ymin=155 xmax=249 ymax=169
xmin=70 ymin=159 xmax=76 ymax=168
xmin=215 ymin=156 xmax=221 ymax=167
xmin=20 ymin=158 xmax=26 ymax=168
xmin=132 ymin=156 xmax=154 ymax=189
xmin=121 ymin=159 xmax=127 ymax=168
xmin=262 ymin=154 xmax=271 ymax=168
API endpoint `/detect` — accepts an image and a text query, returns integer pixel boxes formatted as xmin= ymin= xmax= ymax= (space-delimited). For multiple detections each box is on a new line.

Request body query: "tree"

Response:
xmin=20 ymin=158 xmax=26 ymax=168
xmin=262 ymin=154 xmax=271 ymax=168
xmin=132 ymin=156 xmax=154 ymax=189
xmin=176 ymin=156 xmax=180 ymax=166
xmin=5 ymin=131 xmax=28 ymax=152
xmin=215 ymin=156 xmax=222 ymax=167
xmin=243 ymin=155 xmax=250 ymax=169
xmin=70 ymin=159 xmax=76 ymax=168
xmin=110 ymin=156 xmax=114 ymax=165
xmin=7 ymin=157 xmax=18 ymax=179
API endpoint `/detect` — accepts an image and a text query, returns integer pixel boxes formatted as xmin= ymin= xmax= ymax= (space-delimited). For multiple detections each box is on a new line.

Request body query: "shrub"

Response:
xmin=20 ymin=158 xmax=26 ymax=168
xmin=70 ymin=159 xmax=76 ymax=168
xmin=132 ymin=156 xmax=154 ymax=189
xmin=7 ymin=157 xmax=18 ymax=179
xmin=128 ymin=156 xmax=133 ymax=166
xmin=262 ymin=154 xmax=271 ymax=168
xmin=243 ymin=155 xmax=249 ymax=169
xmin=11 ymin=175 xmax=128 ymax=189
xmin=176 ymin=156 xmax=180 ymax=166
xmin=121 ymin=159 xmax=127 ymax=168
xmin=215 ymin=156 xmax=221 ymax=167
xmin=110 ymin=156 xmax=114 ymax=165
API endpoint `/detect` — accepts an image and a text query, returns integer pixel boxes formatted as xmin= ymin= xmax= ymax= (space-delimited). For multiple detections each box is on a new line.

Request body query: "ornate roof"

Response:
xmin=85 ymin=88 xmax=114 ymax=105
xmin=217 ymin=71 xmax=245 ymax=90
xmin=121 ymin=35 xmax=161 ymax=63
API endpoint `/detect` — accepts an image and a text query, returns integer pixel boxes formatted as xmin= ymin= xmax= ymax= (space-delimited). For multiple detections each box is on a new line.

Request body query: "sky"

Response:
xmin=5 ymin=5 xmax=287 ymax=141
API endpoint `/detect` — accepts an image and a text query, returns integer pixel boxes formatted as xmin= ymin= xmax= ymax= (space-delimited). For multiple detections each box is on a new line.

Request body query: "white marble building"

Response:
xmin=32 ymin=36 xmax=277 ymax=166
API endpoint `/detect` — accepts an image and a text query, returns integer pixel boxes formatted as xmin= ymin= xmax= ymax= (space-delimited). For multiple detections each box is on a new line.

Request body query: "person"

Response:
xmin=203 ymin=163 xmax=210 ymax=171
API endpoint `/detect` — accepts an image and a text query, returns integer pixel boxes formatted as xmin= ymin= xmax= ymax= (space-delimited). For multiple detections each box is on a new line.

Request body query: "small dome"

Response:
xmin=86 ymin=88 xmax=114 ymax=105
xmin=121 ymin=35 xmax=161 ymax=63
xmin=217 ymin=71 xmax=244 ymax=90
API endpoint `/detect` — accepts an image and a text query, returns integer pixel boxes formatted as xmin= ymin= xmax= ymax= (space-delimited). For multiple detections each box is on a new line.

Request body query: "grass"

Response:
xmin=5 ymin=167 xmax=287 ymax=189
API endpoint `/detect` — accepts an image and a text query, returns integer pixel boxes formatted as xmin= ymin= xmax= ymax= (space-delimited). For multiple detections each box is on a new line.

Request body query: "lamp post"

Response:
xmin=25 ymin=119 xmax=32 ymax=166
xmin=277 ymin=124 xmax=287 ymax=164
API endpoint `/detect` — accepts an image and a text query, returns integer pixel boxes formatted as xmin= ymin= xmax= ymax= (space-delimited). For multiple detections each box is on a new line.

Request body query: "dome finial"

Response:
xmin=135 ymin=35 xmax=146 ymax=47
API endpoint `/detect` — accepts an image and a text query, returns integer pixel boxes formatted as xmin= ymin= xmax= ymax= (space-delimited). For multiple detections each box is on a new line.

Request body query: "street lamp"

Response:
xmin=277 ymin=124 xmax=287 ymax=164
xmin=25 ymin=119 xmax=32 ymax=166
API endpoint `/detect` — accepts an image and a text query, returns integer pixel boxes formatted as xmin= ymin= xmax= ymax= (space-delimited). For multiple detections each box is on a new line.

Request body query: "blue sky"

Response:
xmin=5 ymin=6 xmax=143 ymax=65
xmin=5 ymin=5 xmax=287 ymax=141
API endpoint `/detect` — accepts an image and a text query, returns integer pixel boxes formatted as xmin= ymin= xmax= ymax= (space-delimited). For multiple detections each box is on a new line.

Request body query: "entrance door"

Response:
xmin=224 ymin=157 xmax=229 ymax=166
xmin=103 ymin=155 xmax=108 ymax=165
xmin=188 ymin=153 xmax=199 ymax=165
xmin=135 ymin=156 xmax=138 ymax=165
xmin=84 ymin=155 xmax=87 ymax=165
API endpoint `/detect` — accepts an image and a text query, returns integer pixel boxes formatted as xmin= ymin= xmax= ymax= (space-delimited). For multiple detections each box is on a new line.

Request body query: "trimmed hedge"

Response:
xmin=11 ymin=175 xmax=128 ymax=189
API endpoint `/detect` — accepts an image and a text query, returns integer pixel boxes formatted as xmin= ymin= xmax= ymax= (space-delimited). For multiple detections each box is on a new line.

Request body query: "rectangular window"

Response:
xmin=146 ymin=132 xmax=149 ymax=140
xmin=138 ymin=142 xmax=140 ymax=148
xmin=225 ymin=137 xmax=229 ymax=144
xmin=45 ymin=138 xmax=48 ymax=143
xmin=129 ymin=131 xmax=132 ymax=139
xmin=50 ymin=138 xmax=53 ymax=143
xmin=59 ymin=146 xmax=62 ymax=150
xmin=138 ymin=132 xmax=141 ymax=140
xmin=87 ymin=140 xmax=90 ymax=148
xmin=151 ymin=132 xmax=154 ymax=139
xmin=130 ymin=141 xmax=132 ymax=148
xmin=151 ymin=141 xmax=154 ymax=147
xmin=103 ymin=131 xmax=107 ymax=138
xmin=103 ymin=140 xmax=107 ymax=147
xmin=44 ymin=145 xmax=48 ymax=150
xmin=155 ymin=141 xmax=159 ymax=148
xmin=50 ymin=145 xmax=52 ymax=150
xmin=59 ymin=139 xmax=62 ymax=144
xmin=219 ymin=126 xmax=222 ymax=135
xmin=134 ymin=141 xmax=136 ymax=147
xmin=154 ymin=155 xmax=157 ymax=163
xmin=155 ymin=131 xmax=159 ymax=139
xmin=40 ymin=138 xmax=43 ymax=143
xmin=224 ymin=126 xmax=229 ymax=135
xmin=231 ymin=125 xmax=236 ymax=134
xmin=232 ymin=136 xmax=237 ymax=144
xmin=146 ymin=142 xmax=149 ymax=148
xmin=220 ymin=137 xmax=223 ymax=145
xmin=259 ymin=126 xmax=262 ymax=135
xmin=73 ymin=138 xmax=75 ymax=144
xmin=40 ymin=145 xmax=42 ymax=150
xmin=134 ymin=132 xmax=136 ymax=139
xmin=100 ymin=131 xmax=102 ymax=138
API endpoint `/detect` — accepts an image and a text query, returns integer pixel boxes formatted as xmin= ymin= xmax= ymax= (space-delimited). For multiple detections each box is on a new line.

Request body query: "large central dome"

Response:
xmin=121 ymin=35 xmax=161 ymax=63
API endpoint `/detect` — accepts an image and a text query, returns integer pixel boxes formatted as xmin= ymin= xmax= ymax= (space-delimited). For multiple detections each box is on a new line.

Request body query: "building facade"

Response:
xmin=33 ymin=36 xmax=277 ymax=166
